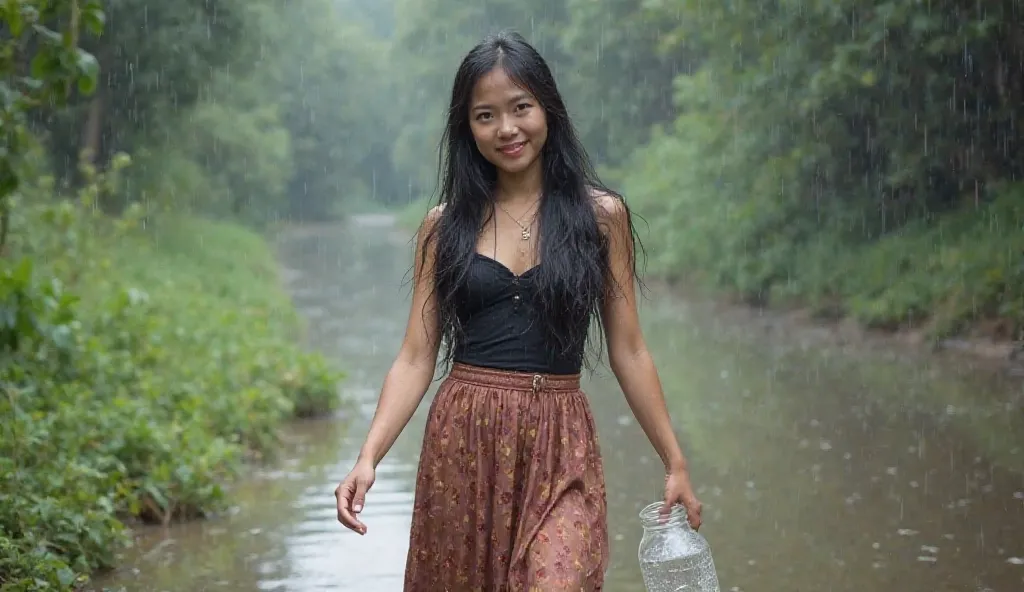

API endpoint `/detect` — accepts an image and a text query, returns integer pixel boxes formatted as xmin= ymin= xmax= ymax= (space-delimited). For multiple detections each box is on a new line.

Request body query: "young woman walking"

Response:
xmin=335 ymin=30 xmax=703 ymax=591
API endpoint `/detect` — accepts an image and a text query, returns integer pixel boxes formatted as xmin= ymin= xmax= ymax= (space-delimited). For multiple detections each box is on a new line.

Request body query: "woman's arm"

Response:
xmin=336 ymin=207 xmax=444 ymax=534
xmin=595 ymin=193 xmax=703 ymax=527
xmin=357 ymin=206 xmax=444 ymax=467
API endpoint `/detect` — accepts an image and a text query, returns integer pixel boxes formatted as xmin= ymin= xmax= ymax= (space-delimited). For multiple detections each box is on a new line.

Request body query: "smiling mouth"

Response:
xmin=498 ymin=141 xmax=526 ymax=156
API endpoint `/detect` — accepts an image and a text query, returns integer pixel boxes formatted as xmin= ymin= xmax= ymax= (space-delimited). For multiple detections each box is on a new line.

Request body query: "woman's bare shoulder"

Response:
xmin=587 ymin=187 xmax=627 ymax=227
xmin=416 ymin=203 xmax=445 ymax=236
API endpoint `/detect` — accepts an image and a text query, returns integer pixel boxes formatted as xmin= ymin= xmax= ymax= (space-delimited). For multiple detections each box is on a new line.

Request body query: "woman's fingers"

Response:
xmin=335 ymin=481 xmax=366 ymax=534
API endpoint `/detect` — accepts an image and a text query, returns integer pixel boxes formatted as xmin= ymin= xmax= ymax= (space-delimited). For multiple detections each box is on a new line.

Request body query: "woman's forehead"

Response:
xmin=471 ymin=69 xmax=535 ymax=106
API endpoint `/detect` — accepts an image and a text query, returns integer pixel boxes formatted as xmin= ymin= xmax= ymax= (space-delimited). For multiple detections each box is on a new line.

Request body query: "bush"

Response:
xmin=622 ymin=126 xmax=1024 ymax=341
xmin=0 ymin=160 xmax=346 ymax=590
xmin=800 ymin=183 xmax=1024 ymax=338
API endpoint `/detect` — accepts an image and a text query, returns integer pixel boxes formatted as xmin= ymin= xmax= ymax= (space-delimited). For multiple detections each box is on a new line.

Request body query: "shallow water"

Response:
xmin=93 ymin=216 xmax=1024 ymax=592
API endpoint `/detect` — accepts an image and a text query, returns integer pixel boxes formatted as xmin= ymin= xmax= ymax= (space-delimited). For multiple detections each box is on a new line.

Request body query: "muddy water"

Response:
xmin=94 ymin=217 xmax=1023 ymax=592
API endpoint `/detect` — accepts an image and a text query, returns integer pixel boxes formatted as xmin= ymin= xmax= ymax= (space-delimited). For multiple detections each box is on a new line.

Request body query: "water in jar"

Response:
xmin=638 ymin=501 xmax=721 ymax=592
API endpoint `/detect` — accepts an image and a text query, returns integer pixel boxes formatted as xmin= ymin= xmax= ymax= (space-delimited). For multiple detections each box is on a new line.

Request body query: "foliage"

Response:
xmin=265 ymin=3 xmax=400 ymax=217
xmin=380 ymin=0 xmax=1023 ymax=342
xmin=1 ymin=0 xmax=103 ymax=250
xmin=0 ymin=1 xmax=357 ymax=588
xmin=558 ymin=0 xmax=681 ymax=163
xmin=0 ymin=161 xmax=345 ymax=590
xmin=610 ymin=0 xmax=1023 ymax=340
xmin=800 ymin=184 xmax=1024 ymax=337
xmin=10 ymin=0 xmax=399 ymax=223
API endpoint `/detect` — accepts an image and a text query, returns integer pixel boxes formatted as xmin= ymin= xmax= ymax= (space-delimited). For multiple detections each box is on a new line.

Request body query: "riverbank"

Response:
xmin=394 ymin=197 xmax=1023 ymax=374
xmin=0 ymin=197 xmax=348 ymax=590
xmin=658 ymin=277 xmax=1024 ymax=377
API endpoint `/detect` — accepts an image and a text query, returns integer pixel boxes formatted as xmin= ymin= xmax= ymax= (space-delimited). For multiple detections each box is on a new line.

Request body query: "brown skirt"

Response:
xmin=404 ymin=363 xmax=609 ymax=591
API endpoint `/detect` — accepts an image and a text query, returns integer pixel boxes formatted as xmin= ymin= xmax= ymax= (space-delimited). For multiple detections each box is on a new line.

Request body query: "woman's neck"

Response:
xmin=495 ymin=161 xmax=543 ymax=204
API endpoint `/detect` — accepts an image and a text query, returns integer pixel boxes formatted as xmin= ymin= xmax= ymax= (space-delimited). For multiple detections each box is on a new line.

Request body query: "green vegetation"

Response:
xmin=623 ymin=142 xmax=1024 ymax=339
xmin=1 ymin=161 xmax=345 ymax=590
xmin=608 ymin=2 xmax=1024 ymax=342
xmin=1 ymin=1 xmax=353 ymax=588
xmin=386 ymin=0 xmax=1023 ymax=345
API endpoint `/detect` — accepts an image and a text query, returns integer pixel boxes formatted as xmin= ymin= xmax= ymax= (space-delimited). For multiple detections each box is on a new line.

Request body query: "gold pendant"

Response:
xmin=521 ymin=227 xmax=531 ymax=241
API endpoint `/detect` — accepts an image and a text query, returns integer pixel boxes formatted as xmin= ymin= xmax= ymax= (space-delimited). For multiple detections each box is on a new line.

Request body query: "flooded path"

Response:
xmin=95 ymin=217 xmax=1023 ymax=591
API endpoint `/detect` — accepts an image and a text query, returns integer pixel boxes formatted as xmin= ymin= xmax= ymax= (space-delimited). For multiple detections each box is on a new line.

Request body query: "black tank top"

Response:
xmin=451 ymin=253 xmax=586 ymax=375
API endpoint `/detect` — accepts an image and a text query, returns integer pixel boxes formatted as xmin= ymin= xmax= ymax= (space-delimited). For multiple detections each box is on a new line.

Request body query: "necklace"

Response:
xmin=495 ymin=199 xmax=540 ymax=241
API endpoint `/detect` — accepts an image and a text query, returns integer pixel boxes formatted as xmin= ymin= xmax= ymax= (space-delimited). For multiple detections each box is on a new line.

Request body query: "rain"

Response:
xmin=1 ymin=0 xmax=1022 ymax=591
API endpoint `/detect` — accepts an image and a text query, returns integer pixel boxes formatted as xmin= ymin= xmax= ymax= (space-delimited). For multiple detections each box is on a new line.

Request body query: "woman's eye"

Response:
xmin=476 ymin=112 xmax=492 ymax=121
xmin=515 ymin=103 xmax=531 ymax=112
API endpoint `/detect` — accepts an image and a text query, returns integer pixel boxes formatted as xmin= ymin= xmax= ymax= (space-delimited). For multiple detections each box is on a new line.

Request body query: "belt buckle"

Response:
xmin=532 ymin=374 xmax=544 ymax=393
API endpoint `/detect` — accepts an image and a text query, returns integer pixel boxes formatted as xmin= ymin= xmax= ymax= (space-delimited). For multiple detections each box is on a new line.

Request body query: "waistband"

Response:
xmin=449 ymin=363 xmax=581 ymax=393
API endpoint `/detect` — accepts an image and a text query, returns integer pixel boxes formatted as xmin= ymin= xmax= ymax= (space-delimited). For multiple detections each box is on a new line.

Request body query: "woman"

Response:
xmin=335 ymin=31 xmax=702 ymax=590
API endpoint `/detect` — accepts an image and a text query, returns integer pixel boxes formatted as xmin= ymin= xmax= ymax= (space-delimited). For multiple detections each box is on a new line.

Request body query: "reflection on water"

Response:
xmin=94 ymin=217 xmax=1023 ymax=592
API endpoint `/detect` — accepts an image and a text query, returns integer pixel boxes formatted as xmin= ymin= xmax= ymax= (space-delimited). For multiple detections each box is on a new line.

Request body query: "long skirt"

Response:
xmin=403 ymin=362 xmax=609 ymax=591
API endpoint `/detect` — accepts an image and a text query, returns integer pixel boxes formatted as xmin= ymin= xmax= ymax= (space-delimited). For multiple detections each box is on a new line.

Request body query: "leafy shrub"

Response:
xmin=622 ymin=128 xmax=1024 ymax=340
xmin=0 ymin=159 xmax=346 ymax=589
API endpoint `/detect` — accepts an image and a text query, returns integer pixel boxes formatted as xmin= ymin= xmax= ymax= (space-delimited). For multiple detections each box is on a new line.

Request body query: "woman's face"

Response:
xmin=468 ymin=67 xmax=548 ymax=176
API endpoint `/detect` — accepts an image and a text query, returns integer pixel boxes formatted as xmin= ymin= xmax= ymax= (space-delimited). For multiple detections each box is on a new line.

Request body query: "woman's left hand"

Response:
xmin=662 ymin=467 xmax=703 ymax=531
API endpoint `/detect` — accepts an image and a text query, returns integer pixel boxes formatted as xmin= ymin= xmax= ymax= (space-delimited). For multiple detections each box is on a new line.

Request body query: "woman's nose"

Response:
xmin=497 ymin=115 xmax=517 ymax=138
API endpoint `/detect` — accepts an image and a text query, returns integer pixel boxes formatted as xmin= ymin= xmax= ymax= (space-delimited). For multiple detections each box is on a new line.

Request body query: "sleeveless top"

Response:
xmin=451 ymin=253 xmax=587 ymax=375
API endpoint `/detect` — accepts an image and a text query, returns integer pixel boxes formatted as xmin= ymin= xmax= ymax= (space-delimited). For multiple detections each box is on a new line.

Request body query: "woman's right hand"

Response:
xmin=335 ymin=458 xmax=376 ymax=535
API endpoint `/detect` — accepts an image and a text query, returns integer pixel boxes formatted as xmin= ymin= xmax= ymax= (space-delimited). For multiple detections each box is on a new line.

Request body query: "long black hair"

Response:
xmin=421 ymin=30 xmax=644 ymax=371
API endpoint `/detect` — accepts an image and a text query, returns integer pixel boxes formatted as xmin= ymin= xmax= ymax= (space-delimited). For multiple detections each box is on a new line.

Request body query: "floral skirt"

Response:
xmin=404 ymin=362 xmax=609 ymax=591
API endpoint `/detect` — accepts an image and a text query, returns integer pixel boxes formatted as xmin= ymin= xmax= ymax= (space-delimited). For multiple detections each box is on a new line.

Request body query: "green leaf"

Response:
xmin=31 ymin=24 xmax=62 ymax=45
xmin=0 ymin=160 xmax=19 ymax=200
xmin=13 ymin=257 xmax=33 ymax=285
xmin=83 ymin=2 xmax=106 ymax=37
xmin=57 ymin=566 xmax=77 ymax=587
xmin=30 ymin=52 xmax=54 ymax=81
xmin=76 ymin=52 xmax=100 ymax=95
xmin=6 ymin=4 xmax=24 ymax=38
xmin=20 ymin=76 xmax=44 ymax=91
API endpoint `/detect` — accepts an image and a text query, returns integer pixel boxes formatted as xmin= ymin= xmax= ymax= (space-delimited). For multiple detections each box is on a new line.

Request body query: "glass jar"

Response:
xmin=638 ymin=501 xmax=721 ymax=592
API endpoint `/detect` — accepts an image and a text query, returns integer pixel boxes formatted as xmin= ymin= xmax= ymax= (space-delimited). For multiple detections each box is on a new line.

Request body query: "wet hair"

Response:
xmin=421 ymin=30 xmax=644 ymax=371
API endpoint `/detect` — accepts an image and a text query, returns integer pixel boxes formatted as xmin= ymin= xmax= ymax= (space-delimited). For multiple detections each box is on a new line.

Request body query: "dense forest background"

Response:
xmin=1 ymin=1 xmax=1022 ymax=587
xmin=6 ymin=0 xmax=1024 ymax=337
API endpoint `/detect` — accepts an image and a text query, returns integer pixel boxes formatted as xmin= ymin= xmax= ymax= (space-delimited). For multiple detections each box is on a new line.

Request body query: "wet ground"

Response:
xmin=93 ymin=216 xmax=1024 ymax=591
